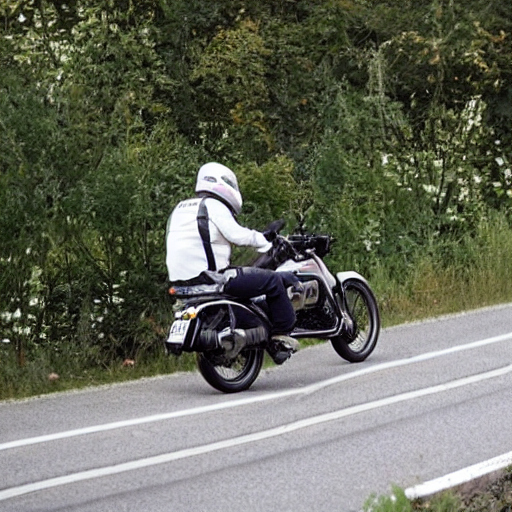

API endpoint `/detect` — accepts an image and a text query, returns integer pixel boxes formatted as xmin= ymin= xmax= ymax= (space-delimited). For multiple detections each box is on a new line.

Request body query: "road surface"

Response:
xmin=1 ymin=304 xmax=511 ymax=511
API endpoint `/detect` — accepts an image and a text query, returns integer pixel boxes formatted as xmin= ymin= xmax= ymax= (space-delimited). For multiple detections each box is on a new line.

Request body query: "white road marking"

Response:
xmin=1 ymin=331 xmax=511 ymax=453
xmin=1 ymin=364 xmax=511 ymax=502
xmin=405 ymin=450 xmax=512 ymax=499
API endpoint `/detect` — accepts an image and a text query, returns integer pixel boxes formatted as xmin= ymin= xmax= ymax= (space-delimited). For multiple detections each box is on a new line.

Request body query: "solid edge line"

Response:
xmin=1 ymin=364 xmax=511 ymax=502
xmin=1 ymin=331 xmax=511 ymax=452
xmin=405 ymin=451 xmax=512 ymax=500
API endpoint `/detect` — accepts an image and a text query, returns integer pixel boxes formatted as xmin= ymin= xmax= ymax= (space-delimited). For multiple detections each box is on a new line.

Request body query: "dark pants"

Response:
xmin=224 ymin=267 xmax=297 ymax=335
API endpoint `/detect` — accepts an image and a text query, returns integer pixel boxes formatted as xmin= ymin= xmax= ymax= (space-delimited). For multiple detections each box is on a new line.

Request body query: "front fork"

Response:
xmin=335 ymin=271 xmax=368 ymax=339
xmin=337 ymin=289 xmax=356 ymax=339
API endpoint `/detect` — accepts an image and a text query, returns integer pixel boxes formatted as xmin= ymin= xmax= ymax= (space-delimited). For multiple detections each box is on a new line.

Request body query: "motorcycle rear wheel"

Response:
xmin=196 ymin=348 xmax=264 ymax=393
xmin=330 ymin=279 xmax=380 ymax=362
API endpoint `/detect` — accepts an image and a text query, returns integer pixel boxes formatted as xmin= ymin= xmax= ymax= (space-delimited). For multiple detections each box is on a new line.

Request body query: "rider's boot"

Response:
xmin=267 ymin=334 xmax=299 ymax=365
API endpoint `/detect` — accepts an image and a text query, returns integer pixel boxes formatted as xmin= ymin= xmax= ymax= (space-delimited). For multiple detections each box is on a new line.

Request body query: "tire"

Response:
xmin=196 ymin=348 xmax=264 ymax=393
xmin=330 ymin=279 xmax=380 ymax=362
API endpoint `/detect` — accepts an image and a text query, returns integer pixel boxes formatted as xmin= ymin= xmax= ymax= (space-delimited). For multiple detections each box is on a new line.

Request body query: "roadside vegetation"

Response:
xmin=364 ymin=469 xmax=512 ymax=512
xmin=1 ymin=0 xmax=511 ymax=401
xmin=1 ymin=5 xmax=510 ymax=510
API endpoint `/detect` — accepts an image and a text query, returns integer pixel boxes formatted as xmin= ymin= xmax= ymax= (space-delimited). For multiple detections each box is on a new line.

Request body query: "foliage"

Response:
xmin=364 ymin=485 xmax=467 ymax=512
xmin=1 ymin=0 xmax=511 ymax=385
xmin=190 ymin=18 xmax=272 ymax=160
xmin=363 ymin=470 xmax=512 ymax=512
xmin=364 ymin=486 xmax=415 ymax=512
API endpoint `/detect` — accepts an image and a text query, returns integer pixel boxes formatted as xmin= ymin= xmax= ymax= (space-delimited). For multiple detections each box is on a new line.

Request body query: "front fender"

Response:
xmin=336 ymin=271 xmax=369 ymax=287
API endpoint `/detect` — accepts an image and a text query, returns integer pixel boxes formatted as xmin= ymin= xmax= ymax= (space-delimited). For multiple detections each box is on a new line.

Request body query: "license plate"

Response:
xmin=167 ymin=319 xmax=191 ymax=345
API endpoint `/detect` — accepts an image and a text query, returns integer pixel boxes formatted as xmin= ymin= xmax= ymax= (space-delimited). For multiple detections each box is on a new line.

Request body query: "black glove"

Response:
xmin=263 ymin=219 xmax=285 ymax=241
xmin=263 ymin=229 xmax=277 ymax=242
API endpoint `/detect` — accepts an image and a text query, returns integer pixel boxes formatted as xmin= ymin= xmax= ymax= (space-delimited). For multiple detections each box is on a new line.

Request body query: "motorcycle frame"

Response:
xmin=278 ymin=251 xmax=345 ymax=340
xmin=171 ymin=250 xmax=369 ymax=352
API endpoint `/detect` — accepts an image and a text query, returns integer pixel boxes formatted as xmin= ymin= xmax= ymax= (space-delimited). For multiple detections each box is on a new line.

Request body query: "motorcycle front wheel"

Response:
xmin=196 ymin=348 xmax=264 ymax=393
xmin=330 ymin=279 xmax=380 ymax=363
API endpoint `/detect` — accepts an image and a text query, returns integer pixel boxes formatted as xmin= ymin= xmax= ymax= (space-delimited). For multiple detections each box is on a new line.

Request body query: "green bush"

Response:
xmin=1 ymin=0 xmax=511 ymax=397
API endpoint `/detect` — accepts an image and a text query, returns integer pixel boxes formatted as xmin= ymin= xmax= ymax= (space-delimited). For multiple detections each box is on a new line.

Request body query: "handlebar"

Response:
xmin=254 ymin=220 xmax=333 ymax=269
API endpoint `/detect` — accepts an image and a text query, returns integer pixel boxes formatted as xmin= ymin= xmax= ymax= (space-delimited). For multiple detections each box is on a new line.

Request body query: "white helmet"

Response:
xmin=195 ymin=162 xmax=243 ymax=214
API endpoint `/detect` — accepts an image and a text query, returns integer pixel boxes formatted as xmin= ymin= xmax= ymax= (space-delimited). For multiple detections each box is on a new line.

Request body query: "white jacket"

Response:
xmin=166 ymin=196 xmax=271 ymax=282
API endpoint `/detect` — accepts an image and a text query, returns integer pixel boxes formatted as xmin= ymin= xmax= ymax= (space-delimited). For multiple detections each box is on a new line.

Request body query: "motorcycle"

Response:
xmin=165 ymin=222 xmax=380 ymax=393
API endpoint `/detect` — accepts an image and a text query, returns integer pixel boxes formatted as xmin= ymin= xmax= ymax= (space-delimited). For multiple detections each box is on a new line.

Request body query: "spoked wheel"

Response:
xmin=196 ymin=348 xmax=264 ymax=393
xmin=330 ymin=279 xmax=380 ymax=362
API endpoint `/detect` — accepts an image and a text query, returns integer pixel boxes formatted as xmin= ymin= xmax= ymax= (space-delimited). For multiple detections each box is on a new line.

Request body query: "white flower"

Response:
xmin=1 ymin=338 xmax=10 ymax=344
xmin=1 ymin=311 xmax=12 ymax=322
xmin=422 ymin=184 xmax=438 ymax=194
xmin=29 ymin=298 xmax=39 ymax=307
xmin=13 ymin=308 xmax=22 ymax=319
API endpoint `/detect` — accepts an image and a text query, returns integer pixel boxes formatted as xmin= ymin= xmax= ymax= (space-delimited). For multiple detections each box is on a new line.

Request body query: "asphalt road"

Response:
xmin=1 ymin=304 xmax=511 ymax=512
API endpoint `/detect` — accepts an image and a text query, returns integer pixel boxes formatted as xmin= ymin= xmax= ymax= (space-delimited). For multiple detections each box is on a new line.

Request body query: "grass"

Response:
xmin=364 ymin=468 xmax=512 ymax=512
xmin=373 ymin=214 xmax=512 ymax=328
xmin=364 ymin=486 xmax=466 ymax=512
xmin=0 ymin=345 xmax=197 ymax=401
xmin=1 ymin=217 xmax=511 ymax=512
xmin=2 ymin=213 xmax=512 ymax=401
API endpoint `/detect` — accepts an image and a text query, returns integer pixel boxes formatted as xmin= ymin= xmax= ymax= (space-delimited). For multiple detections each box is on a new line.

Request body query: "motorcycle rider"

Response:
xmin=166 ymin=162 xmax=300 ymax=363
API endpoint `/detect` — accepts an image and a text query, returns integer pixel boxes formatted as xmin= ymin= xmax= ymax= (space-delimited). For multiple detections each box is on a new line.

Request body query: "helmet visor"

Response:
xmin=221 ymin=174 xmax=239 ymax=192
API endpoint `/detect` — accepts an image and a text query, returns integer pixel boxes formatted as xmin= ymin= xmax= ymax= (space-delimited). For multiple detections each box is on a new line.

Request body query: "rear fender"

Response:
xmin=193 ymin=299 xmax=255 ymax=316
